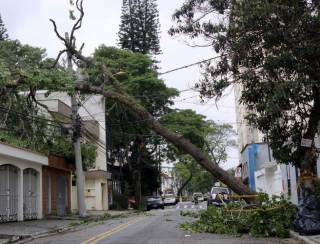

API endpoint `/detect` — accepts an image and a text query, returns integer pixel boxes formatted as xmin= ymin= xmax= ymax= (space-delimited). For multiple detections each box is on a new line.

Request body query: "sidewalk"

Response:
xmin=290 ymin=231 xmax=320 ymax=244
xmin=0 ymin=210 xmax=135 ymax=243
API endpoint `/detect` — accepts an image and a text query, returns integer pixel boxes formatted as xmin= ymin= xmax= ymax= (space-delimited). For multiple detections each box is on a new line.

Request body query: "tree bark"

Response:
xmin=76 ymin=83 xmax=254 ymax=196
xmin=177 ymin=171 xmax=193 ymax=197
xmin=133 ymin=169 xmax=142 ymax=207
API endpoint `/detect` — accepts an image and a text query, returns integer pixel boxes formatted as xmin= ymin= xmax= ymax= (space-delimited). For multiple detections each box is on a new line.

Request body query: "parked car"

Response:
xmin=146 ymin=196 xmax=164 ymax=211
xmin=207 ymin=186 xmax=230 ymax=207
xmin=192 ymin=192 xmax=204 ymax=202
xmin=163 ymin=194 xmax=177 ymax=206
xmin=203 ymin=192 xmax=210 ymax=201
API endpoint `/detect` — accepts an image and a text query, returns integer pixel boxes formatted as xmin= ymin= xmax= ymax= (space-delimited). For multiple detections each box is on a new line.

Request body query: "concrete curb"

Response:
xmin=290 ymin=231 xmax=319 ymax=244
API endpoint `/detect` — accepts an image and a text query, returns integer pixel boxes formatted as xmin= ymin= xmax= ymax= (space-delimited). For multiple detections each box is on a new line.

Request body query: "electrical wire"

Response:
xmin=158 ymin=56 xmax=222 ymax=76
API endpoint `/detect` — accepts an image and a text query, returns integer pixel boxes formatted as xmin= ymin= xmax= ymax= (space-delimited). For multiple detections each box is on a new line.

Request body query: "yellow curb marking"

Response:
xmin=82 ymin=217 xmax=144 ymax=244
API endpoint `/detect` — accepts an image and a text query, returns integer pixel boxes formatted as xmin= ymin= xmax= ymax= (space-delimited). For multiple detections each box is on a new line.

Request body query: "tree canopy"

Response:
xmin=85 ymin=46 xmax=178 ymax=197
xmin=0 ymin=14 xmax=8 ymax=41
xmin=118 ymin=0 xmax=161 ymax=55
xmin=0 ymin=39 xmax=96 ymax=168
xmin=162 ymin=109 xmax=235 ymax=195
xmin=170 ymin=0 xmax=320 ymax=170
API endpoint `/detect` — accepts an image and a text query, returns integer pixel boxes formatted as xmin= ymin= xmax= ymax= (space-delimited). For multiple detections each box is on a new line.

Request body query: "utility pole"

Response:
xmin=65 ymin=32 xmax=87 ymax=217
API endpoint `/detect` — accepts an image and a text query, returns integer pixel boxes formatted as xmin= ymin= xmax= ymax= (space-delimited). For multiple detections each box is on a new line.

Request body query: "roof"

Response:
xmin=0 ymin=141 xmax=48 ymax=165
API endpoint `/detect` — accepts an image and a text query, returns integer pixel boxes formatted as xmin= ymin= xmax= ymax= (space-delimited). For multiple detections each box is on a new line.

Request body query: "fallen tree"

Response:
xmin=49 ymin=0 xmax=254 ymax=196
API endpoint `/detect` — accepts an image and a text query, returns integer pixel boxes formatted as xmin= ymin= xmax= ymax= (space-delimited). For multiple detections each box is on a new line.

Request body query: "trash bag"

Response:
xmin=293 ymin=195 xmax=320 ymax=235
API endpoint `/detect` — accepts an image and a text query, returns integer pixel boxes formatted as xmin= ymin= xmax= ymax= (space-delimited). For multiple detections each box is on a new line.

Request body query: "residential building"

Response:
xmin=161 ymin=166 xmax=175 ymax=195
xmin=0 ymin=142 xmax=48 ymax=222
xmin=42 ymin=154 xmax=74 ymax=216
xmin=234 ymin=84 xmax=299 ymax=202
xmin=37 ymin=91 xmax=111 ymax=212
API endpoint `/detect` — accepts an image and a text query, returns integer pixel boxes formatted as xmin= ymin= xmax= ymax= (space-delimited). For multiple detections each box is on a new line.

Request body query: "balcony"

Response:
xmin=82 ymin=120 xmax=100 ymax=140
xmin=39 ymin=99 xmax=72 ymax=122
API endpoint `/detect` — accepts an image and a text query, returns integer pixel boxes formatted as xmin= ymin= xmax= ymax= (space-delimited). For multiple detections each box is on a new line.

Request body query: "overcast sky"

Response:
xmin=0 ymin=0 xmax=239 ymax=169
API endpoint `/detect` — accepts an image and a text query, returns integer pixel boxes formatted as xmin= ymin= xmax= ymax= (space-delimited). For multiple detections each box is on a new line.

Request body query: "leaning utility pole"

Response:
xmin=65 ymin=32 xmax=87 ymax=217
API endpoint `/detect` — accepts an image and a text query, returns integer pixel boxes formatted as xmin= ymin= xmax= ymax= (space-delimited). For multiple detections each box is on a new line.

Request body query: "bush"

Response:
xmin=180 ymin=193 xmax=297 ymax=238
xmin=110 ymin=193 xmax=128 ymax=210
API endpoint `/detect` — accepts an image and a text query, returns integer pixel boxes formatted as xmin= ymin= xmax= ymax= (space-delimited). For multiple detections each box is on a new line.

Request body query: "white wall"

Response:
xmin=0 ymin=144 xmax=48 ymax=221
xmin=234 ymin=84 xmax=264 ymax=151
xmin=254 ymin=164 xmax=283 ymax=197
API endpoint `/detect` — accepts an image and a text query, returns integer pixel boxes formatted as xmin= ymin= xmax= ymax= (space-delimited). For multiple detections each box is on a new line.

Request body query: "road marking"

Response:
xmin=191 ymin=205 xmax=194 ymax=209
xmin=184 ymin=205 xmax=187 ymax=209
xmin=82 ymin=217 xmax=144 ymax=244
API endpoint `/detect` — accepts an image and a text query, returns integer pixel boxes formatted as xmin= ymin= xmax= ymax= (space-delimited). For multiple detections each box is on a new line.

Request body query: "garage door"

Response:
xmin=23 ymin=168 xmax=38 ymax=220
xmin=0 ymin=165 xmax=19 ymax=223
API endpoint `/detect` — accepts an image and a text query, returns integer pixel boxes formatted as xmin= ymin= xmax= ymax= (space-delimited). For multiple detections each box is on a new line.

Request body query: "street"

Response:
xmin=25 ymin=202 xmax=297 ymax=244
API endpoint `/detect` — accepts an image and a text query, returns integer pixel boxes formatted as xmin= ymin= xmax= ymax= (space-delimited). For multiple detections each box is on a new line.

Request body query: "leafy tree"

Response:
xmin=0 ymin=14 xmax=8 ymax=40
xmin=0 ymin=40 xmax=96 ymax=167
xmin=86 ymin=46 xmax=178 ymax=204
xmin=118 ymin=0 xmax=161 ymax=55
xmin=163 ymin=109 xmax=235 ymax=195
xmin=46 ymin=0 xmax=254 ymax=197
xmin=170 ymin=0 xmax=320 ymax=193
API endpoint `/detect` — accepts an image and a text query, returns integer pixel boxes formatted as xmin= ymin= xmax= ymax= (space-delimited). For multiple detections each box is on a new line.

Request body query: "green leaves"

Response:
xmin=0 ymin=40 xmax=73 ymax=91
xmin=172 ymin=0 xmax=320 ymax=167
xmin=180 ymin=194 xmax=297 ymax=238
xmin=118 ymin=0 xmax=161 ymax=55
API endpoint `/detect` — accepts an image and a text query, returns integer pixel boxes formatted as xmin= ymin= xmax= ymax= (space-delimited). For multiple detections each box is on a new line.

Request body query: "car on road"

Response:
xmin=192 ymin=192 xmax=204 ymax=202
xmin=207 ymin=186 xmax=230 ymax=207
xmin=163 ymin=194 xmax=177 ymax=206
xmin=146 ymin=196 xmax=164 ymax=211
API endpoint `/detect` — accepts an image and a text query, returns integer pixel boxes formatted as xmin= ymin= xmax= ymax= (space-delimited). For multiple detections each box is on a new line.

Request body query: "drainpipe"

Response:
xmin=266 ymin=133 xmax=272 ymax=162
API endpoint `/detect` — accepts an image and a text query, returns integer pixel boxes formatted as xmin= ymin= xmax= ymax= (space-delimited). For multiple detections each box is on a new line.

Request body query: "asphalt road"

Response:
xmin=27 ymin=202 xmax=299 ymax=244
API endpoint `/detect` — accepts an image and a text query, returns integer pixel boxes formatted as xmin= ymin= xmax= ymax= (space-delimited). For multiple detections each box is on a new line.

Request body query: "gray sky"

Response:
xmin=0 ymin=0 xmax=238 ymax=169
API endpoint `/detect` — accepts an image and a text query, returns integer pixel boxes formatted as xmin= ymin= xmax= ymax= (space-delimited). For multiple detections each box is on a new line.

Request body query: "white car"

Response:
xmin=192 ymin=192 xmax=204 ymax=202
xmin=163 ymin=194 xmax=176 ymax=205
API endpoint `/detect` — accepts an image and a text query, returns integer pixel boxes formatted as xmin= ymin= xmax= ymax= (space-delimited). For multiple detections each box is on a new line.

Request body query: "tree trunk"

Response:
xmin=133 ymin=170 xmax=142 ymax=207
xmin=77 ymin=84 xmax=254 ymax=196
xmin=177 ymin=172 xmax=193 ymax=197
xmin=300 ymin=147 xmax=318 ymax=197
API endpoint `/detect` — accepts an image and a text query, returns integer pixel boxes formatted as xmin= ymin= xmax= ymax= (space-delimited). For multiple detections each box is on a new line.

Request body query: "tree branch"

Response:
xmin=49 ymin=19 xmax=68 ymax=46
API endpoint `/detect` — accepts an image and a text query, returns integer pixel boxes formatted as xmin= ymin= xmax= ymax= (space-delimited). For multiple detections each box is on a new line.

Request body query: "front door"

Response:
xmin=23 ymin=168 xmax=38 ymax=220
xmin=56 ymin=175 xmax=67 ymax=216
xmin=0 ymin=165 xmax=19 ymax=223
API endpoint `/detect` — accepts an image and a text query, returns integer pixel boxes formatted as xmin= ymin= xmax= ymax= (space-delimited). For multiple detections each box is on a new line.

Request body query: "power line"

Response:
xmin=0 ymin=106 xmax=66 ymax=129
xmin=158 ymin=56 xmax=222 ymax=76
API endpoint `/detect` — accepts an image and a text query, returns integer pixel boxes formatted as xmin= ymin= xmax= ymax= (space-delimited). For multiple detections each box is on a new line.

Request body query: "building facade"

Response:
xmin=37 ymin=91 xmax=110 ymax=212
xmin=42 ymin=154 xmax=74 ymax=216
xmin=161 ymin=166 xmax=175 ymax=195
xmin=234 ymin=84 xmax=320 ymax=204
xmin=0 ymin=142 xmax=48 ymax=222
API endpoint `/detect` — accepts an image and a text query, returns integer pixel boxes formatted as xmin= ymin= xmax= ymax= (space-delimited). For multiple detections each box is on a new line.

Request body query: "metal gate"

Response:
xmin=0 ymin=165 xmax=19 ymax=223
xmin=23 ymin=168 xmax=38 ymax=220
xmin=57 ymin=175 xmax=67 ymax=216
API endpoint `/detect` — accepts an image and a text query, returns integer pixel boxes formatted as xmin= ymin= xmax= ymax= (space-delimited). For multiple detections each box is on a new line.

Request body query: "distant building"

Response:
xmin=161 ymin=166 xmax=175 ymax=195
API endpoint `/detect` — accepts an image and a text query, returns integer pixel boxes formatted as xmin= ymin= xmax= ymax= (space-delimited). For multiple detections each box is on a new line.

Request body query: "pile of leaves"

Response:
xmin=180 ymin=210 xmax=200 ymax=218
xmin=180 ymin=194 xmax=297 ymax=238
